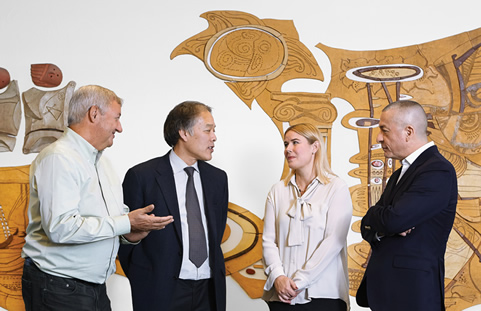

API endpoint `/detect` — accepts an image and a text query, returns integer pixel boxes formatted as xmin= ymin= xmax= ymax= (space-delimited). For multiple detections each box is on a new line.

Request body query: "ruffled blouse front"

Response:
xmin=262 ymin=175 xmax=352 ymax=307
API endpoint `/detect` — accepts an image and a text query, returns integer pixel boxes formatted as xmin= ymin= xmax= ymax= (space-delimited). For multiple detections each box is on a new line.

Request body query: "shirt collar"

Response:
xmin=169 ymin=149 xmax=199 ymax=174
xmin=403 ymin=141 xmax=434 ymax=166
xmin=289 ymin=175 xmax=321 ymax=191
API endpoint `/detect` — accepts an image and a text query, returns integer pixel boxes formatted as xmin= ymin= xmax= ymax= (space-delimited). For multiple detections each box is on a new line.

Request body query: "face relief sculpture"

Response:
xmin=30 ymin=63 xmax=63 ymax=88
xmin=0 ymin=68 xmax=10 ymax=89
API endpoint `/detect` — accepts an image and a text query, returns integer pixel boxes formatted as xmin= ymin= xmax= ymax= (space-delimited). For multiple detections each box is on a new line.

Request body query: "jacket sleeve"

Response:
xmin=118 ymin=167 xmax=145 ymax=275
xmin=361 ymin=162 xmax=456 ymax=241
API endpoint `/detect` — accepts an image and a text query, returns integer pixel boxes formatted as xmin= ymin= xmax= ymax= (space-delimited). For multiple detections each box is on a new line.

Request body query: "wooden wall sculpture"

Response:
xmin=0 ymin=68 xmax=21 ymax=152
xmin=0 ymin=166 xmax=266 ymax=311
xmin=22 ymin=80 xmax=75 ymax=154
xmin=171 ymin=10 xmax=334 ymax=179
xmin=171 ymin=10 xmax=334 ymax=297
xmin=0 ymin=166 xmax=29 ymax=311
xmin=0 ymin=64 xmax=73 ymax=154
xmin=318 ymin=28 xmax=481 ymax=310
xmin=22 ymin=64 xmax=75 ymax=154
xmin=172 ymin=10 xmax=481 ymax=310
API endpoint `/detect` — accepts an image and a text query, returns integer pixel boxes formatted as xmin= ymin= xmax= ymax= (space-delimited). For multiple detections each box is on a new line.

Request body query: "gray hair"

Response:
xmin=68 ymin=85 xmax=123 ymax=125
xmin=383 ymin=100 xmax=428 ymax=137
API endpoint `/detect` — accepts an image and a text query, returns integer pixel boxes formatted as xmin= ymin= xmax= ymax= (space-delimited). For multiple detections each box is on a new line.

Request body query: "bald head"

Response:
xmin=377 ymin=100 xmax=429 ymax=160
xmin=383 ymin=100 xmax=428 ymax=139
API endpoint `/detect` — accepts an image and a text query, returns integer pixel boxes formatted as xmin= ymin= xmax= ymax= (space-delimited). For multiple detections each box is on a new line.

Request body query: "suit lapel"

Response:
xmin=198 ymin=161 xmax=218 ymax=243
xmin=383 ymin=167 xmax=402 ymax=202
xmin=154 ymin=153 xmax=183 ymax=242
xmin=395 ymin=145 xmax=437 ymax=190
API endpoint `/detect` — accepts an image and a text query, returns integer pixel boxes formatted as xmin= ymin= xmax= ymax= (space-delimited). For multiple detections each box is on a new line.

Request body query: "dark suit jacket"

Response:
xmin=119 ymin=151 xmax=229 ymax=311
xmin=356 ymin=145 xmax=457 ymax=311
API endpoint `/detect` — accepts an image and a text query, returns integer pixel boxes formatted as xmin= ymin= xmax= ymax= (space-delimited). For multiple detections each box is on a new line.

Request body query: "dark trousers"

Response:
xmin=267 ymin=298 xmax=347 ymax=311
xmin=169 ymin=278 xmax=215 ymax=311
xmin=22 ymin=257 xmax=111 ymax=311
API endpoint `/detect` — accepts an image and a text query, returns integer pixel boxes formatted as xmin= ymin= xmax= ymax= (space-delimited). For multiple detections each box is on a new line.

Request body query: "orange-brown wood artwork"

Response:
xmin=2 ymin=10 xmax=481 ymax=311
xmin=172 ymin=10 xmax=481 ymax=310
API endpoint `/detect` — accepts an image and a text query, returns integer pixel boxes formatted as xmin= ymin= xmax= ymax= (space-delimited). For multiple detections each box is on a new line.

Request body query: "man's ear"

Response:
xmin=88 ymin=106 xmax=99 ymax=123
xmin=405 ymin=125 xmax=414 ymax=142
xmin=178 ymin=129 xmax=189 ymax=142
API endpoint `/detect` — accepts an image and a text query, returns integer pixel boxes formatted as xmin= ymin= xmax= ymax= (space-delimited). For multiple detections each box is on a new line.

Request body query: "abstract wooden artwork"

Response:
xmin=30 ymin=64 xmax=63 ymax=88
xmin=172 ymin=10 xmax=334 ymax=178
xmin=22 ymin=81 xmax=76 ymax=154
xmin=318 ymin=29 xmax=481 ymax=310
xmin=222 ymin=203 xmax=265 ymax=298
xmin=0 ymin=166 xmax=29 ymax=311
xmin=0 ymin=81 xmax=21 ymax=152
xmin=0 ymin=64 xmax=72 ymax=154
xmin=172 ymin=10 xmax=481 ymax=310
xmin=172 ymin=11 xmax=335 ymax=297
xmin=0 ymin=68 xmax=10 ymax=89
xmin=0 ymin=166 xmax=265 ymax=311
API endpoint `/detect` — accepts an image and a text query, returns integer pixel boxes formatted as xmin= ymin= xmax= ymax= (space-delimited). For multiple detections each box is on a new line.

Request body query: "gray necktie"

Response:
xmin=184 ymin=167 xmax=207 ymax=268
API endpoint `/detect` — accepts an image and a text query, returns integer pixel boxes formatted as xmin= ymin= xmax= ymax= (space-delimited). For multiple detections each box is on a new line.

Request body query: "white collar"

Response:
xmin=403 ymin=141 xmax=434 ymax=166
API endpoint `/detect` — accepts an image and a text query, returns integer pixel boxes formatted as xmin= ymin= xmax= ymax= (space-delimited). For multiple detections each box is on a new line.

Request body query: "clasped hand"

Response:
xmin=399 ymin=227 xmax=415 ymax=236
xmin=274 ymin=275 xmax=299 ymax=304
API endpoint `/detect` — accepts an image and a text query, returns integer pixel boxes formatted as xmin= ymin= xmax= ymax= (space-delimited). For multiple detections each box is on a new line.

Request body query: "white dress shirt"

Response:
xmin=170 ymin=150 xmax=211 ymax=280
xmin=22 ymin=128 xmax=131 ymax=284
xmin=262 ymin=175 xmax=352 ymax=307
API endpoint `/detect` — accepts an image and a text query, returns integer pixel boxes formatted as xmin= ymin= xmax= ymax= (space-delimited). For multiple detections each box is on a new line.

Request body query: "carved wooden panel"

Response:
xmin=172 ymin=10 xmax=481 ymax=310
xmin=0 ymin=166 xmax=29 ymax=311
xmin=22 ymin=81 xmax=76 ymax=154
xmin=0 ymin=81 xmax=21 ymax=152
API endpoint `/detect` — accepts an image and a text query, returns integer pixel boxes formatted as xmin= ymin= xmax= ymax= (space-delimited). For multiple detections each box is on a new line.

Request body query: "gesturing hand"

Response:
xmin=128 ymin=204 xmax=174 ymax=232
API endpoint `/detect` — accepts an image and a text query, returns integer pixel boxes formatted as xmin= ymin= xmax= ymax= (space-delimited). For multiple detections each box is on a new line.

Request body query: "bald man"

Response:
xmin=356 ymin=100 xmax=457 ymax=311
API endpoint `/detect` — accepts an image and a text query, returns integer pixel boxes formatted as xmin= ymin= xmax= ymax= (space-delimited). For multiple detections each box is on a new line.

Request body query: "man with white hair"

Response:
xmin=21 ymin=85 xmax=173 ymax=311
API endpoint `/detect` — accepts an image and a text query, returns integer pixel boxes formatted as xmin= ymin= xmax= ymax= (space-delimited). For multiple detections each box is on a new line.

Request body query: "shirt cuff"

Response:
xmin=264 ymin=266 xmax=285 ymax=291
xmin=292 ymin=277 xmax=308 ymax=291
xmin=113 ymin=214 xmax=131 ymax=236
xmin=375 ymin=232 xmax=385 ymax=241
xmin=120 ymin=234 xmax=141 ymax=245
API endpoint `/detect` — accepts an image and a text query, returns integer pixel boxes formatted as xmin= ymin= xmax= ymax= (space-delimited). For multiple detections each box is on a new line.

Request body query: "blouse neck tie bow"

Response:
xmin=287 ymin=188 xmax=315 ymax=246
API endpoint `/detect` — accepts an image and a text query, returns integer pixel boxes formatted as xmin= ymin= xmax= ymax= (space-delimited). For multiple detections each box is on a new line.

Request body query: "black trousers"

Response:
xmin=267 ymin=298 xmax=347 ymax=311
xmin=169 ymin=278 xmax=215 ymax=311
xmin=22 ymin=257 xmax=111 ymax=311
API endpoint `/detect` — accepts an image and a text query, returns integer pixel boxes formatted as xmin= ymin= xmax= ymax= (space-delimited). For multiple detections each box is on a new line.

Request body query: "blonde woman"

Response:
xmin=262 ymin=123 xmax=352 ymax=310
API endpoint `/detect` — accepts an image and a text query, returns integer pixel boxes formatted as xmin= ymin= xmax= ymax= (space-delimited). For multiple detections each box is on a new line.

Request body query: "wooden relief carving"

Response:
xmin=0 ymin=81 xmax=21 ymax=152
xmin=317 ymin=29 xmax=481 ymax=310
xmin=0 ymin=164 xmax=265 ymax=309
xmin=0 ymin=68 xmax=10 ymax=89
xmin=30 ymin=64 xmax=63 ymax=88
xmin=204 ymin=25 xmax=288 ymax=82
xmin=172 ymin=10 xmax=333 ymax=297
xmin=222 ymin=203 xmax=265 ymax=298
xmin=173 ymin=10 xmax=481 ymax=310
xmin=318 ymin=28 xmax=481 ymax=310
xmin=0 ymin=165 xmax=29 ymax=311
xmin=22 ymin=81 xmax=76 ymax=154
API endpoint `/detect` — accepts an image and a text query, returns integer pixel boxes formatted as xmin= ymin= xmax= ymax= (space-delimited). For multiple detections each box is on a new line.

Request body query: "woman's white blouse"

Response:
xmin=262 ymin=175 xmax=352 ymax=307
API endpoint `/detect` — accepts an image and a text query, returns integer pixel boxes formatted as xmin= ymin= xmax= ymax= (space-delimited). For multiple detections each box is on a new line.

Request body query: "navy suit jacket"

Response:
xmin=119 ymin=151 xmax=229 ymax=311
xmin=356 ymin=146 xmax=457 ymax=311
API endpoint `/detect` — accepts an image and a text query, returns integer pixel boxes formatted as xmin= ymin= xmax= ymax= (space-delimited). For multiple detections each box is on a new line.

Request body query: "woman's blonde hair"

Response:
xmin=283 ymin=123 xmax=336 ymax=185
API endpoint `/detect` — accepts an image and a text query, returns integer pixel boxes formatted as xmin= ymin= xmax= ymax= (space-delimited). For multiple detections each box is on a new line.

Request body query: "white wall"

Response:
xmin=1 ymin=0 xmax=480 ymax=310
